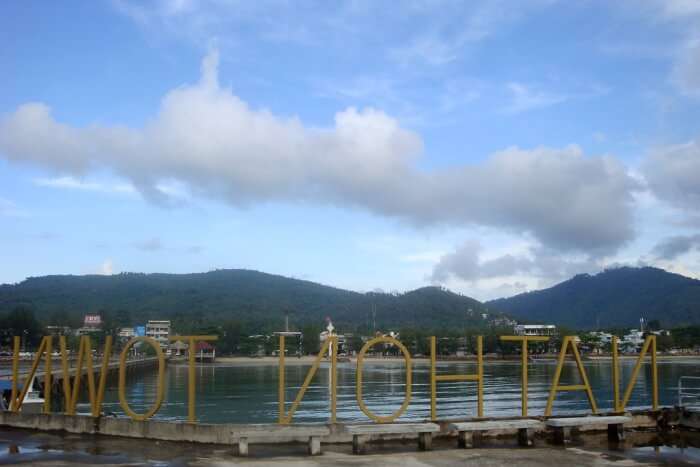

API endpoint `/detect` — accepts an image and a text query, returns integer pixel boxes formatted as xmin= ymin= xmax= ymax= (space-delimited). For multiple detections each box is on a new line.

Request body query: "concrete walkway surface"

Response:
xmin=1 ymin=427 xmax=699 ymax=466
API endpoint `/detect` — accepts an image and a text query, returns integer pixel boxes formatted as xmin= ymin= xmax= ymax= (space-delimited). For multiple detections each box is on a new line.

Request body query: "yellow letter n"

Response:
xmin=612 ymin=335 xmax=658 ymax=412
xmin=60 ymin=335 xmax=113 ymax=416
xmin=10 ymin=336 xmax=53 ymax=413
xmin=278 ymin=334 xmax=337 ymax=424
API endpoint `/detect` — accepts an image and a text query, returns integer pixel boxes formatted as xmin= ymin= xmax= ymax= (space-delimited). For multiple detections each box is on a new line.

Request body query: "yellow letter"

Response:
xmin=500 ymin=335 xmax=549 ymax=416
xmin=612 ymin=335 xmax=658 ymax=412
xmin=59 ymin=335 xmax=113 ymax=416
xmin=118 ymin=336 xmax=165 ymax=421
xmin=278 ymin=335 xmax=337 ymax=424
xmin=545 ymin=336 xmax=598 ymax=416
xmin=11 ymin=335 xmax=52 ymax=413
xmin=357 ymin=336 xmax=412 ymax=423
xmin=169 ymin=335 xmax=217 ymax=422
xmin=430 ymin=335 xmax=483 ymax=420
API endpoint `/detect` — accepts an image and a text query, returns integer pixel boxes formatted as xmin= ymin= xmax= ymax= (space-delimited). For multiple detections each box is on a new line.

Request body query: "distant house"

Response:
xmin=170 ymin=340 xmax=188 ymax=356
xmin=76 ymin=313 xmax=102 ymax=336
xmin=146 ymin=320 xmax=171 ymax=350
xmin=194 ymin=341 xmax=215 ymax=362
xmin=118 ymin=327 xmax=136 ymax=340
xmin=45 ymin=325 xmax=72 ymax=337
xmin=513 ymin=324 xmax=557 ymax=337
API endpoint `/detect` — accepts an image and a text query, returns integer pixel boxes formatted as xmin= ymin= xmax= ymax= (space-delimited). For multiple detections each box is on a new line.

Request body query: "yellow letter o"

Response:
xmin=118 ymin=336 xmax=166 ymax=421
xmin=356 ymin=336 xmax=412 ymax=423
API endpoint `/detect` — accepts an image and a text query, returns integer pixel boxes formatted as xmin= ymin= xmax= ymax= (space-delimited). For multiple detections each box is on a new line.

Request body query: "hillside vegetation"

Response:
xmin=0 ymin=269 xmax=495 ymax=331
xmin=487 ymin=267 xmax=700 ymax=329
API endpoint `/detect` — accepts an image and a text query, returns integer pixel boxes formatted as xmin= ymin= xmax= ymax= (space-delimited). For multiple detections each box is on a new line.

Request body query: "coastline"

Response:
xmin=201 ymin=353 xmax=700 ymax=366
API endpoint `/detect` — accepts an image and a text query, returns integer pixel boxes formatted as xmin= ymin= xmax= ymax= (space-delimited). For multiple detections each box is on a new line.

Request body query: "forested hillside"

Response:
xmin=0 ymin=269 xmax=496 ymax=332
xmin=487 ymin=267 xmax=700 ymax=329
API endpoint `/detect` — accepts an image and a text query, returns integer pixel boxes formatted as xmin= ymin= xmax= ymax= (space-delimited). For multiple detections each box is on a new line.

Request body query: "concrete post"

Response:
xmin=458 ymin=431 xmax=472 ymax=448
xmin=418 ymin=432 xmax=432 ymax=451
xmin=237 ymin=437 xmax=248 ymax=457
xmin=518 ymin=427 xmax=535 ymax=447
xmin=552 ymin=426 xmax=572 ymax=445
xmin=607 ymin=423 xmax=625 ymax=442
xmin=352 ymin=434 xmax=368 ymax=455
xmin=308 ymin=436 xmax=321 ymax=455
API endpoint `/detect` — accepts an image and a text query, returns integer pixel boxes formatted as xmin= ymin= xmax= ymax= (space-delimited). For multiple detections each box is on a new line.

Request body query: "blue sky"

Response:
xmin=1 ymin=0 xmax=700 ymax=300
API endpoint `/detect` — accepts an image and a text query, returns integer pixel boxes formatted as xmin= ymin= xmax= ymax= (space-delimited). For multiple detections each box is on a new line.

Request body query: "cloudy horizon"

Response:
xmin=1 ymin=1 xmax=699 ymax=300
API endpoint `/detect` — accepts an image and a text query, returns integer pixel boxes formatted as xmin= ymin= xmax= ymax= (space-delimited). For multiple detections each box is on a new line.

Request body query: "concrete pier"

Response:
xmin=0 ymin=410 xmax=661 ymax=446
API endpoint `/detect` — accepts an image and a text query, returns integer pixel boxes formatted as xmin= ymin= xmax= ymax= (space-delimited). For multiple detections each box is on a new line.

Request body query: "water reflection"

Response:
xmin=92 ymin=359 xmax=700 ymax=424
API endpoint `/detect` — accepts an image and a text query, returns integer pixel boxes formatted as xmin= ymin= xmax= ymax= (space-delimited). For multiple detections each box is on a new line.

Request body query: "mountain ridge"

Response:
xmin=0 ymin=268 xmax=497 ymax=331
xmin=486 ymin=266 xmax=700 ymax=328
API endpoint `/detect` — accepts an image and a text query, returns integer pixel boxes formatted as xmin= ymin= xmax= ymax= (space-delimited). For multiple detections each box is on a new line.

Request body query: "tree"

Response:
xmin=0 ymin=306 xmax=44 ymax=348
xmin=302 ymin=325 xmax=321 ymax=355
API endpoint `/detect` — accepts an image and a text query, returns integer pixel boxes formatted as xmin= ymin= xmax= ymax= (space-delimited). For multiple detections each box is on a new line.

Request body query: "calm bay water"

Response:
xmin=95 ymin=358 xmax=700 ymax=424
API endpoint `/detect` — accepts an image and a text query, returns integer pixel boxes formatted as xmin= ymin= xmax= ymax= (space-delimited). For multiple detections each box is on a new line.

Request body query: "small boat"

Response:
xmin=0 ymin=377 xmax=44 ymax=413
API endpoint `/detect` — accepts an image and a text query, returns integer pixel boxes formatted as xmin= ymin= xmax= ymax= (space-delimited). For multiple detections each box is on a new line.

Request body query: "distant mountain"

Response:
xmin=0 ymin=269 xmax=500 ymax=331
xmin=487 ymin=267 xmax=700 ymax=329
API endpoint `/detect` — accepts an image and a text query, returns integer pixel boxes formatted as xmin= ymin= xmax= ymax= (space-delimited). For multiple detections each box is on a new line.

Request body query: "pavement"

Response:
xmin=1 ymin=427 xmax=699 ymax=466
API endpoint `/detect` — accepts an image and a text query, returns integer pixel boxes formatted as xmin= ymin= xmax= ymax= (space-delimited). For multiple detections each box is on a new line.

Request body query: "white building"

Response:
xmin=146 ymin=320 xmax=171 ymax=349
xmin=620 ymin=329 xmax=645 ymax=352
xmin=588 ymin=331 xmax=613 ymax=344
xmin=118 ymin=327 xmax=135 ymax=339
xmin=514 ymin=324 xmax=557 ymax=336
xmin=76 ymin=313 xmax=103 ymax=336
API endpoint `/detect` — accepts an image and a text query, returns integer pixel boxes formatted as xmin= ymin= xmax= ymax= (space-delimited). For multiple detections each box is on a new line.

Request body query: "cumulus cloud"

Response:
xmin=643 ymin=140 xmax=700 ymax=212
xmin=652 ymin=234 xmax=700 ymax=260
xmin=0 ymin=50 xmax=639 ymax=255
xmin=99 ymin=259 xmax=115 ymax=275
xmin=431 ymin=240 xmax=600 ymax=285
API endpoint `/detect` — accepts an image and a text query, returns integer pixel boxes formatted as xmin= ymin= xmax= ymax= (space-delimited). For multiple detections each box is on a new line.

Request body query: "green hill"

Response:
xmin=0 ymin=269 xmax=497 ymax=331
xmin=486 ymin=267 xmax=700 ymax=329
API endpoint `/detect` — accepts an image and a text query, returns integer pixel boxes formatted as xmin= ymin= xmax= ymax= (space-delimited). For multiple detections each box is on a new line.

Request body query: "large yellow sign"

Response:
xmin=7 ymin=334 xmax=660 ymax=424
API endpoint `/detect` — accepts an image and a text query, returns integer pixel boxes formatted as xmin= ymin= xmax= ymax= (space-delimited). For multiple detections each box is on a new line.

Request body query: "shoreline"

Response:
xmin=205 ymin=354 xmax=700 ymax=366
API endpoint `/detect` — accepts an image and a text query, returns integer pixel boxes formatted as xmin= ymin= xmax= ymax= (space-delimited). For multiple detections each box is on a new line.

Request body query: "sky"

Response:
xmin=1 ymin=0 xmax=700 ymax=300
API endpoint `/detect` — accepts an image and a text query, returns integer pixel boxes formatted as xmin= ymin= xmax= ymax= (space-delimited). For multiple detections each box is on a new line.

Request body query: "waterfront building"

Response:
xmin=588 ymin=331 xmax=613 ymax=344
xmin=76 ymin=313 xmax=103 ymax=336
xmin=45 ymin=325 xmax=72 ymax=336
xmin=146 ymin=320 xmax=171 ymax=350
xmin=193 ymin=341 xmax=216 ymax=362
xmin=171 ymin=340 xmax=188 ymax=356
xmin=118 ymin=327 xmax=136 ymax=339
xmin=513 ymin=324 xmax=557 ymax=336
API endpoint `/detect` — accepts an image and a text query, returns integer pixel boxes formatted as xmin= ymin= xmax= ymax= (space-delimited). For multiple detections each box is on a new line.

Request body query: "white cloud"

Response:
xmin=431 ymin=240 xmax=601 ymax=288
xmin=658 ymin=0 xmax=700 ymax=18
xmin=134 ymin=237 xmax=164 ymax=252
xmin=399 ymin=251 xmax=446 ymax=263
xmin=502 ymin=82 xmax=608 ymax=115
xmin=34 ymin=176 xmax=136 ymax=195
xmin=652 ymin=233 xmax=700 ymax=260
xmin=389 ymin=36 xmax=463 ymax=67
xmin=672 ymin=39 xmax=700 ymax=97
xmin=0 ymin=197 xmax=28 ymax=218
xmin=0 ymin=50 xmax=639 ymax=256
xmin=99 ymin=259 xmax=115 ymax=275
xmin=643 ymin=140 xmax=700 ymax=213
xmin=503 ymin=82 xmax=568 ymax=114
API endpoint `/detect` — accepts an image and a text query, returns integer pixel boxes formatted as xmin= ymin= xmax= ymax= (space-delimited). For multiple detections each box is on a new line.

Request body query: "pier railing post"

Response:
xmin=500 ymin=335 xmax=550 ymax=416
